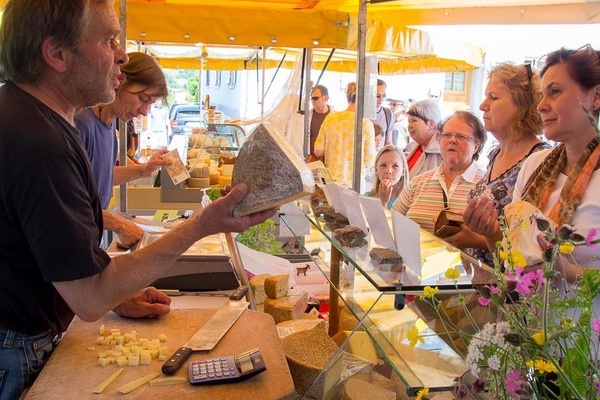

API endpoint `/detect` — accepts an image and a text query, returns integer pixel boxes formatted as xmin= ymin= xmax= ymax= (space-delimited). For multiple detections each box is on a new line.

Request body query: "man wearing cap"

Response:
xmin=371 ymin=79 xmax=394 ymax=151
xmin=308 ymin=85 xmax=333 ymax=162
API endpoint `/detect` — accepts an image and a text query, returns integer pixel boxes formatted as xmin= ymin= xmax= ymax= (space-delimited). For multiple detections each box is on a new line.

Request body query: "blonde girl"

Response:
xmin=366 ymin=145 xmax=410 ymax=209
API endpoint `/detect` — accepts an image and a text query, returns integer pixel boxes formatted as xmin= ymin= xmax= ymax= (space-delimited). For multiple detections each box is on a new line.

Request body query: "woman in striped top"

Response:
xmin=393 ymin=111 xmax=488 ymax=250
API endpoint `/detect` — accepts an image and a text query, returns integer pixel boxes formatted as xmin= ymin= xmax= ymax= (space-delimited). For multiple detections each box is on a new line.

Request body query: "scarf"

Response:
xmin=521 ymin=137 xmax=600 ymax=225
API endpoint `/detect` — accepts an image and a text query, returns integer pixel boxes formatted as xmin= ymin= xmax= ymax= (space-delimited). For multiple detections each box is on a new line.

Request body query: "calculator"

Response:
xmin=188 ymin=348 xmax=266 ymax=385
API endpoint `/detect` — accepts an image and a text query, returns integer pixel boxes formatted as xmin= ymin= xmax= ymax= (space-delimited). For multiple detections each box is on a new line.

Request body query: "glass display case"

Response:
xmin=279 ymin=201 xmax=494 ymax=399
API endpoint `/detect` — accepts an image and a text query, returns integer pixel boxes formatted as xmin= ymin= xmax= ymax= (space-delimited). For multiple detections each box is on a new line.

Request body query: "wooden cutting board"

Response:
xmin=26 ymin=309 xmax=296 ymax=400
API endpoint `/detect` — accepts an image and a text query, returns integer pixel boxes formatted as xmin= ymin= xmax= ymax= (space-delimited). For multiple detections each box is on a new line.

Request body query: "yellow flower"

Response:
xmin=445 ymin=267 xmax=460 ymax=279
xmin=526 ymin=358 xmax=558 ymax=374
xmin=559 ymin=242 xmax=575 ymax=254
xmin=498 ymin=249 xmax=508 ymax=261
xmin=510 ymin=250 xmax=527 ymax=268
xmin=562 ymin=318 xmax=574 ymax=329
xmin=423 ymin=286 xmax=439 ymax=298
xmin=415 ymin=387 xmax=429 ymax=400
xmin=531 ymin=331 xmax=546 ymax=346
xmin=407 ymin=325 xmax=424 ymax=347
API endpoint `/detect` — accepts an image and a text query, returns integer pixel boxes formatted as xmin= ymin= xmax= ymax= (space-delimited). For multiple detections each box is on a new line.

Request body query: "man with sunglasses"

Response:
xmin=308 ymin=85 xmax=333 ymax=162
xmin=372 ymin=79 xmax=394 ymax=151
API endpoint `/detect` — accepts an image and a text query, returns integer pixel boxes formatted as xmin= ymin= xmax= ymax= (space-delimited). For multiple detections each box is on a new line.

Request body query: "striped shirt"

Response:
xmin=392 ymin=161 xmax=485 ymax=233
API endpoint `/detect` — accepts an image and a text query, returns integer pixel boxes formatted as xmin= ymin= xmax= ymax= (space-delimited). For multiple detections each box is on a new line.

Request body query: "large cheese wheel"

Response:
xmin=282 ymin=329 xmax=339 ymax=396
xmin=187 ymin=177 xmax=210 ymax=188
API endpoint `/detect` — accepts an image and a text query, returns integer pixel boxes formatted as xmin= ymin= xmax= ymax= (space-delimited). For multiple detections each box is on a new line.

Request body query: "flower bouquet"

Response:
xmin=409 ymin=217 xmax=600 ymax=399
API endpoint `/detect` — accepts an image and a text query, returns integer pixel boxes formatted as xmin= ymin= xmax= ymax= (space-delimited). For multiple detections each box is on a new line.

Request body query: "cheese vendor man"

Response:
xmin=0 ymin=1 xmax=276 ymax=399
xmin=75 ymin=52 xmax=170 ymax=249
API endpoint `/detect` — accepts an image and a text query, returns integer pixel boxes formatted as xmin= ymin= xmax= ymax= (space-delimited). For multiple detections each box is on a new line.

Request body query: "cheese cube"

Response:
xmin=116 ymin=356 xmax=129 ymax=367
xmin=128 ymin=355 xmax=140 ymax=366
xmin=264 ymin=274 xmax=289 ymax=299
xmin=264 ymin=292 xmax=308 ymax=324
xmin=249 ymin=274 xmax=270 ymax=305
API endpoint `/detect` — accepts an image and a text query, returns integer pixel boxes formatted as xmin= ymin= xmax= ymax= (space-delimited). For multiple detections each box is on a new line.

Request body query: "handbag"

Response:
xmin=434 ymin=209 xmax=464 ymax=238
xmin=434 ymin=190 xmax=464 ymax=238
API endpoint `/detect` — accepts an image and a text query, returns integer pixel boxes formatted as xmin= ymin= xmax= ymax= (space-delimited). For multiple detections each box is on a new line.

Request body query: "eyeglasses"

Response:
xmin=376 ymin=94 xmax=386 ymax=99
xmin=311 ymin=96 xmax=321 ymax=101
xmin=438 ymin=132 xmax=476 ymax=143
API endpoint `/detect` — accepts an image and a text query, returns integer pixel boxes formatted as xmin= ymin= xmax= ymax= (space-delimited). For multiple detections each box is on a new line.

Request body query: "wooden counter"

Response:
xmin=26 ymin=309 xmax=296 ymax=400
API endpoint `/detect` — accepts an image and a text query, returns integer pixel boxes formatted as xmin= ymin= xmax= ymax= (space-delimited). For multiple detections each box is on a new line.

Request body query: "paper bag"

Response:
xmin=503 ymin=200 xmax=556 ymax=266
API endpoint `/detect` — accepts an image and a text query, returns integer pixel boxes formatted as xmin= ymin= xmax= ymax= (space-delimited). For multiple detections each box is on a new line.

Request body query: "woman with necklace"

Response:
xmin=464 ymin=62 xmax=551 ymax=266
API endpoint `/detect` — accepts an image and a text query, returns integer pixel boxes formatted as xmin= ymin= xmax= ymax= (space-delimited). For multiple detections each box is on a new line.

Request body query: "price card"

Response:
xmin=339 ymin=187 xmax=368 ymax=235
xmin=324 ymin=183 xmax=347 ymax=215
xmin=163 ymin=148 xmax=190 ymax=185
xmin=359 ymin=195 xmax=396 ymax=251
xmin=392 ymin=209 xmax=421 ymax=276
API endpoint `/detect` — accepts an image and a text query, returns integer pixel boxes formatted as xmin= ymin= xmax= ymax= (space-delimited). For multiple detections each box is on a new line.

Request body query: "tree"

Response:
xmin=187 ymin=75 xmax=199 ymax=103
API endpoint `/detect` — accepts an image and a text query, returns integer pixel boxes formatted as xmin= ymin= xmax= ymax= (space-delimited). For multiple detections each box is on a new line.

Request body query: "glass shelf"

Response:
xmin=279 ymin=201 xmax=495 ymax=398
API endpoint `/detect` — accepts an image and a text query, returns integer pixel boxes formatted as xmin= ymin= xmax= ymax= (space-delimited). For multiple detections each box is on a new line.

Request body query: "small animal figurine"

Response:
xmin=296 ymin=264 xmax=311 ymax=276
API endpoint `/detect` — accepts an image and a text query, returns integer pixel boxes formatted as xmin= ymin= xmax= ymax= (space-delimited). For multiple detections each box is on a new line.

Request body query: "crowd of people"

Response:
xmin=1 ymin=0 xmax=600 ymax=398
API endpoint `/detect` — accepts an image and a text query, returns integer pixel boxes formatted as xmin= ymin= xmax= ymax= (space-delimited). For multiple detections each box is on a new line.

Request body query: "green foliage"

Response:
xmin=187 ymin=75 xmax=199 ymax=102
xmin=207 ymin=186 xmax=223 ymax=201
xmin=236 ymin=220 xmax=284 ymax=255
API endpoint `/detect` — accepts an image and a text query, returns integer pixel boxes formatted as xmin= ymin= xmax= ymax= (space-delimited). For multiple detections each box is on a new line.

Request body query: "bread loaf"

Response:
xmin=264 ymin=293 xmax=308 ymax=324
xmin=282 ymin=330 xmax=339 ymax=396
xmin=249 ymin=274 xmax=269 ymax=305
xmin=264 ymin=274 xmax=289 ymax=299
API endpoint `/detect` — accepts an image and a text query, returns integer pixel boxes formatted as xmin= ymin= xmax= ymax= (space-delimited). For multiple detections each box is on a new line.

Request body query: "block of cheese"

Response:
xmin=220 ymin=164 xmax=235 ymax=177
xmin=282 ymin=329 xmax=339 ymax=396
xmin=264 ymin=292 xmax=308 ymax=324
xmin=264 ymin=274 xmax=289 ymax=299
xmin=332 ymin=331 xmax=379 ymax=364
xmin=339 ymin=307 xmax=362 ymax=332
xmin=190 ymin=164 xmax=209 ymax=178
xmin=209 ymin=171 xmax=220 ymax=185
xmin=249 ymin=273 xmax=270 ymax=305
xmin=218 ymin=175 xmax=232 ymax=186
xmin=343 ymin=377 xmax=396 ymax=400
xmin=231 ymin=123 xmax=315 ymax=217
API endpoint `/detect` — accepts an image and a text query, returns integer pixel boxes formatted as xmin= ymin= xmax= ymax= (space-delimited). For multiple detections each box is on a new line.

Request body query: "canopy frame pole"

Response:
xmin=118 ymin=0 xmax=128 ymax=213
xmin=315 ymin=48 xmax=336 ymax=88
xmin=302 ymin=49 xmax=314 ymax=159
xmin=353 ymin=0 xmax=368 ymax=191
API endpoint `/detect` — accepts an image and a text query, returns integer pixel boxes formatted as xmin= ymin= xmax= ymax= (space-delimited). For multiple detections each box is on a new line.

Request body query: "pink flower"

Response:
xmin=593 ymin=318 xmax=600 ymax=334
xmin=504 ymin=369 xmax=528 ymax=399
xmin=587 ymin=228 xmax=599 ymax=249
xmin=478 ymin=297 xmax=491 ymax=307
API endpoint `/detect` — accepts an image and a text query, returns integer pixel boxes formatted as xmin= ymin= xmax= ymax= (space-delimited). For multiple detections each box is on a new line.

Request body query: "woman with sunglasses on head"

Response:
xmin=465 ymin=45 xmax=600 ymax=280
xmin=393 ymin=111 xmax=487 ymax=249
xmin=75 ymin=52 xmax=170 ymax=248
xmin=465 ymin=63 xmax=551 ymax=266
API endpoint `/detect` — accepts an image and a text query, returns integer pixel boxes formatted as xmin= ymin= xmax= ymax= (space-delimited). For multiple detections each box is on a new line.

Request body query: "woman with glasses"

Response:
xmin=404 ymin=99 xmax=444 ymax=184
xmin=465 ymin=63 xmax=551 ymax=266
xmin=465 ymin=45 xmax=600 ymax=278
xmin=393 ymin=111 xmax=487 ymax=243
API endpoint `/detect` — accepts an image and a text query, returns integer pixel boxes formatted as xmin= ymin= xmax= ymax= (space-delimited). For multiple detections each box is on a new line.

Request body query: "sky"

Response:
xmin=417 ymin=24 xmax=600 ymax=64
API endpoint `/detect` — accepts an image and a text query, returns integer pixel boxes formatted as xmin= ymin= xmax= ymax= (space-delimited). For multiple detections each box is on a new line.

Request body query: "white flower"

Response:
xmin=487 ymin=354 xmax=501 ymax=371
